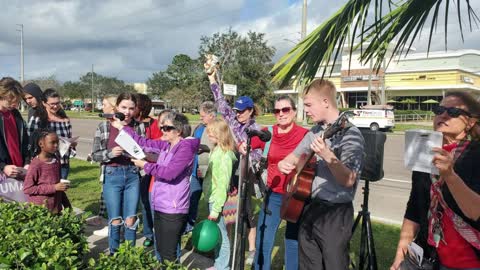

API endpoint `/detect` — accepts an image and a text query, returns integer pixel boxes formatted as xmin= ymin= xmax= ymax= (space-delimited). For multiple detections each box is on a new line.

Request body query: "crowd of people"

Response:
xmin=1 ymin=57 xmax=480 ymax=269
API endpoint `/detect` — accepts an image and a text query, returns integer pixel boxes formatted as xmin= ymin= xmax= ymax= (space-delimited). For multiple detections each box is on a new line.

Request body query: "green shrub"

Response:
xmin=0 ymin=201 xmax=88 ymax=269
xmin=88 ymin=243 xmax=193 ymax=270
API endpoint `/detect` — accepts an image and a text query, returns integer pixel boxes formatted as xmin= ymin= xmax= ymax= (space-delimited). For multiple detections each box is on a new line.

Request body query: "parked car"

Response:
xmin=347 ymin=105 xmax=395 ymax=131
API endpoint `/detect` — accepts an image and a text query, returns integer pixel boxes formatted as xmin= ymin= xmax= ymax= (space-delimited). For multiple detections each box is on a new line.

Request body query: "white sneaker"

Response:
xmin=93 ymin=226 xmax=109 ymax=237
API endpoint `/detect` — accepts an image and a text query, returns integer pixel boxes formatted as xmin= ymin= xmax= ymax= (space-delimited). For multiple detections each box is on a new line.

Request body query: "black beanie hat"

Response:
xmin=23 ymin=83 xmax=43 ymax=101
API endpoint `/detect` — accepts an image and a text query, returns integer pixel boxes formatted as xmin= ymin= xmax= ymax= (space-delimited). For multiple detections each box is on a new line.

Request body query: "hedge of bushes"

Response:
xmin=0 ymin=202 xmax=88 ymax=269
xmin=0 ymin=201 xmax=192 ymax=269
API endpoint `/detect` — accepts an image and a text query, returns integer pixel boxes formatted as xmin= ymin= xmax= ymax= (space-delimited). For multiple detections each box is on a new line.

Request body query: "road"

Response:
xmin=72 ymin=118 xmax=410 ymax=225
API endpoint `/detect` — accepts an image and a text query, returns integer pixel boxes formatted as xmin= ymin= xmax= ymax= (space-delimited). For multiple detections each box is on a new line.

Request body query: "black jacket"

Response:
xmin=0 ymin=109 xmax=29 ymax=172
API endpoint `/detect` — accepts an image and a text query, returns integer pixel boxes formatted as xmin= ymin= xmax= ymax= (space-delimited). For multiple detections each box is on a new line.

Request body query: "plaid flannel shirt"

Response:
xmin=27 ymin=117 xmax=73 ymax=165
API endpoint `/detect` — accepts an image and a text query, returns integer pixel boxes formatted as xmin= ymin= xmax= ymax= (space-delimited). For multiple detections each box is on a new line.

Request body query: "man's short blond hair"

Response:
xmin=303 ymin=79 xmax=337 ymax=108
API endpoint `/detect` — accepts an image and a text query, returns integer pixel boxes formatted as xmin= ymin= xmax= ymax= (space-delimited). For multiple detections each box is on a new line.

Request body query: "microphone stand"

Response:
xmin=232 ymin=136 xmax=252 ymax=270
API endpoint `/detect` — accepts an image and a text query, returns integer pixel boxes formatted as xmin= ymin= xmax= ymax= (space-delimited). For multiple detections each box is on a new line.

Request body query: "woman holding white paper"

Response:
xmin=27 ymin=88 xmax=75 ymax=179
xmin=391 ymin=91 xmax=480 ymax=270
xmin=111 ymin=111 xmax=199 ymax=264
xmin=91 ymin=93 xmax=141 ymax=255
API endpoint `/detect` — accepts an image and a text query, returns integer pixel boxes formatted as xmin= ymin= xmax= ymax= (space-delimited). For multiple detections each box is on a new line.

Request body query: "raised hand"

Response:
xmin=432 ymin=147 xmax=455 ymax=177
xmin=204 ymin=54 xmax=219 ymax=84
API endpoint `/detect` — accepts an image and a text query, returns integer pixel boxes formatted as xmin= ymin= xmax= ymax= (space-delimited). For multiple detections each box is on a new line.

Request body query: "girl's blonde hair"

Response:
xmin=103 ymin=95 xmax=117 ymax=110
xmin=207 ymin=119 xmax=236 ymax=152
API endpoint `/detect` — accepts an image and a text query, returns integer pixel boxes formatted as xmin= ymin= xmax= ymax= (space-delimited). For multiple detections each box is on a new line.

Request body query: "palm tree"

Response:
xmin=271 ymin=0 xmax=479 ymax=87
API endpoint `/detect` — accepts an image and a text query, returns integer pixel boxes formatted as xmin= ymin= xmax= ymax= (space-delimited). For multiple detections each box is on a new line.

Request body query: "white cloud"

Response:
xmin=0 ymin=0 xmax=479 ymax=83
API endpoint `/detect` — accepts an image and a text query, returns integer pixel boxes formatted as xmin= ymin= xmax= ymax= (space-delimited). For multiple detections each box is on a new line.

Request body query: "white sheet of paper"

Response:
xmin=407 ymin=242 xmax=424 ymax=265
xmin=58 ymin=136 xmax=79 ymax=157
xmin=114 ymin=130 xmax=146 ymax=160
xmin=404 ymin=129 xmax=443 ymax=174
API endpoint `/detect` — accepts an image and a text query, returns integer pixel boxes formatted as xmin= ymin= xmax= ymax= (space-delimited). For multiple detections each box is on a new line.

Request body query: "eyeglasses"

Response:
xmin=273 ymin=107 xmax=292 ymax=115
xmin=46 ymin=102 xmax=61 ymax=107
xmin=161 ymin=125 xmax=177 ymax=132
xmin=432 ymin=106 xmax=471 ymax=118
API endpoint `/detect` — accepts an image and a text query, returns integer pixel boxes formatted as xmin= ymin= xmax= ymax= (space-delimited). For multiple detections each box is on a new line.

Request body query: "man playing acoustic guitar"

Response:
xmin=278 ymin=79 xmax=365 ymax=270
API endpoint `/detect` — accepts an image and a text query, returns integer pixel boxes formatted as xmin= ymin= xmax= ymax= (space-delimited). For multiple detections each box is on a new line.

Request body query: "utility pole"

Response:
xmin=16 ymin=24 xmax=24 ymax=83
xmin=367 ymin=59 xmax=373 ymax=106
xmin=91 ymin=64 xmax=94 ymax=111
xmin=296 ymin=0 xmax=307 ymax=123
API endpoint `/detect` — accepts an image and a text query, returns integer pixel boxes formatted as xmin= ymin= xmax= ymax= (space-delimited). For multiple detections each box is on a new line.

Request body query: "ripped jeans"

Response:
xmin=103 ymin=165 xmax=140 ymax=254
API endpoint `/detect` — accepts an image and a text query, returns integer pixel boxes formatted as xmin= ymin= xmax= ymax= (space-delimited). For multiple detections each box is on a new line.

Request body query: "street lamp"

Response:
xmin=16 ymin=24 xmax=24 ymax=83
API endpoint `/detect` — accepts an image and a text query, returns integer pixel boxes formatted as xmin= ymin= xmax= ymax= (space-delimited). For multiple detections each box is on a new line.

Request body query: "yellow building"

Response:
xmin=275 ymin=49 xmax=480 ymax=110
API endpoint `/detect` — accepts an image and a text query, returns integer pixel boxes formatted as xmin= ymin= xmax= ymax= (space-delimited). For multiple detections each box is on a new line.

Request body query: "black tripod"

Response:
xmin=232 ymin=136 xmax=253 ymax=270
xmin=351 ymin=179 xmax=378 ymax=270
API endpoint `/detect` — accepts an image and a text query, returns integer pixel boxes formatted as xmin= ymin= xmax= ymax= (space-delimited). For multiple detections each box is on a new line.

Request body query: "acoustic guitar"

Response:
xmin=280 ymin=112 xmax=352 ymax=223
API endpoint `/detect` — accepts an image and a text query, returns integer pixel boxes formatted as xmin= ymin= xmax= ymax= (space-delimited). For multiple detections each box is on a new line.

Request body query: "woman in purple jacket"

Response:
xmin=112 ymin=111 xmax=200 ymax=264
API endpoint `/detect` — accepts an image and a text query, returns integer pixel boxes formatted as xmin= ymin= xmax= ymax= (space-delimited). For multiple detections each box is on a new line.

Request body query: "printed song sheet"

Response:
xmin=114 ymin=130 xmax=146 ymax=160
xmin=404 ymin=129 xmax=443 ymax=175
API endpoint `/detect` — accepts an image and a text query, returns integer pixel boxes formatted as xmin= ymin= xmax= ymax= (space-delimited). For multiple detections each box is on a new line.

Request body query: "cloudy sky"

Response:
xmin=1 ymin=0 xmax=480 ymax=83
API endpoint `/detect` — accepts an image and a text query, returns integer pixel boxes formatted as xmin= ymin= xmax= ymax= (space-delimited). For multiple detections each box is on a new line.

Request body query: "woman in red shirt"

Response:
xmin=391 ymin=91 xmax=480 ymax=269
xmin=241 ymin=95 xmax=308 ymax=270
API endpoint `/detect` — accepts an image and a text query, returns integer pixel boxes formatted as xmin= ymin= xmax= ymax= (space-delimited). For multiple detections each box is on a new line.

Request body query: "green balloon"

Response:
xmin=192 ymin=219 xmax=221 ymax=252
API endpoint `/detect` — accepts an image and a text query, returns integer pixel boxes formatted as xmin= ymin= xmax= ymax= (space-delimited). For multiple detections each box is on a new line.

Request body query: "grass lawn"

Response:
xmin=68 ymin=159 xmax=399 ymax=269
xmin=393 ymin=123 xmax=432 ymax=132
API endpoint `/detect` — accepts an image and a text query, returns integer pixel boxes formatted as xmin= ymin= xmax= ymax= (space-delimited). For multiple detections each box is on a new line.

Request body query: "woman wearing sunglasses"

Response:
xmin=205 ymin=59 xmax=263 ymax=264
xmin=390 ymin=91 xmax=480 ymax=270
xmin=112 ymin=111 xmax=199 ymax=264
xmin=240 ymin=95 xmax=308 ymax=270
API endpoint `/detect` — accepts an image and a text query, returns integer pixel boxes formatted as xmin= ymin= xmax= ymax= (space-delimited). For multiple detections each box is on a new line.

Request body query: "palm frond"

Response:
xmin=272 ymin=0 xmax=480 ymax=87
xmin=271 ymin=0 xmax=375 ymax=87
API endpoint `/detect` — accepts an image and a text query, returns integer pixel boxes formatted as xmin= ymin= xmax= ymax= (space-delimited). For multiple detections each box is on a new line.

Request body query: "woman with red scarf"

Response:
xmin=391 ymin=91 xmax=480 ymax=270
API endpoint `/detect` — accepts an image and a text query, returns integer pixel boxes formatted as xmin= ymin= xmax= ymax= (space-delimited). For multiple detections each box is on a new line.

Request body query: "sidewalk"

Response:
xmin=83 ymin=216 xmax=213 ymax=269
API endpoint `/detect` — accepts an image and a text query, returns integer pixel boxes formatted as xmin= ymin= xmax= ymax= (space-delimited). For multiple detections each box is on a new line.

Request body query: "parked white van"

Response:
xmin=347 ymin=105 xmax=395 ymax=131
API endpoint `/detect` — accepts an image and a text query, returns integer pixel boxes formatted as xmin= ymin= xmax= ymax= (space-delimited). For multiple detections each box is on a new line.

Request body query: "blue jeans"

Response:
xmin=140 ymin=174 xmax=154 ymax=240
xmin=254 ymin=192 xmax=299 ymax=270
xmin=103 ymin=165 xmax=140 ymax=254
xmin=60 ymin=164 xmax=70 ymax=179
xmin=186 ymin=176 xmax=203 ymax=232
xmin=209 ymin=203 xmax=230 ymax=270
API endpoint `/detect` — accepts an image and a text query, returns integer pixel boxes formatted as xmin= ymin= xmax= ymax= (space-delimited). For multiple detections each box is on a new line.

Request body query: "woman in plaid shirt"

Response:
xmin=27 ymin=88 xmax=75 ymax=179
xmin=91 ymin=93 xmax=141 ymax=255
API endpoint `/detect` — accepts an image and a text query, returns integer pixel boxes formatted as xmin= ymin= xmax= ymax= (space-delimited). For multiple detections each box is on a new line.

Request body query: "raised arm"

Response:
xmin=443 ymin=172 xmax=480 ymax=221
xmin=123 ymin=126 xmax=169 ymax=151
xmin=433 ymin=146 xmax=480 ymax=221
